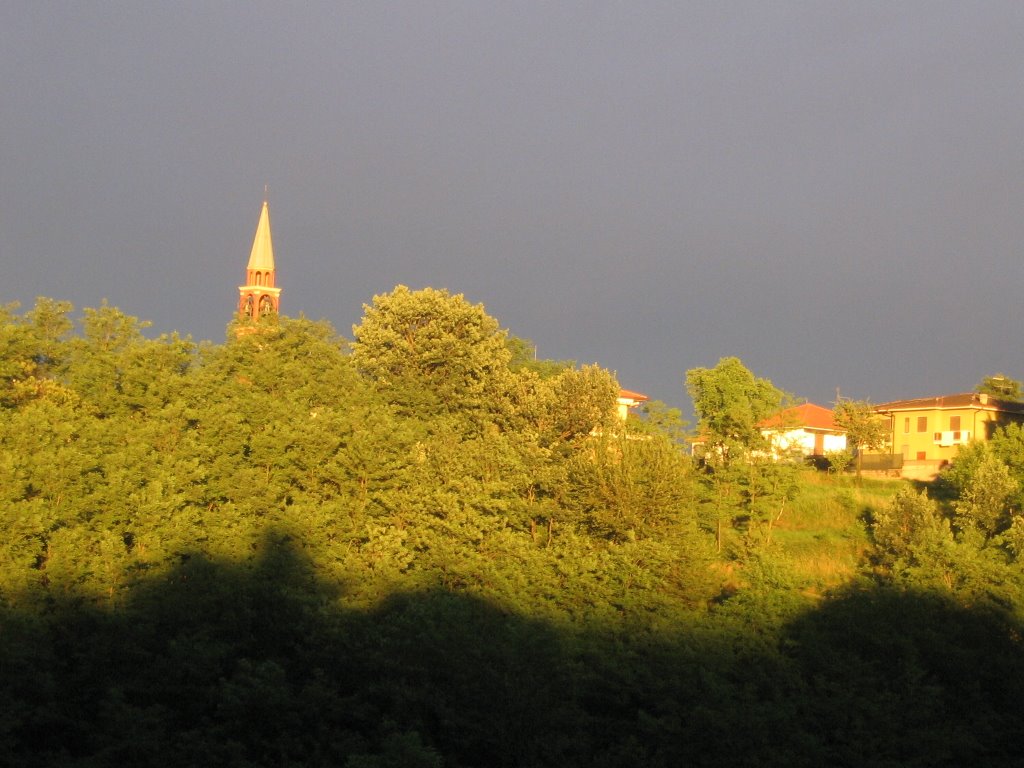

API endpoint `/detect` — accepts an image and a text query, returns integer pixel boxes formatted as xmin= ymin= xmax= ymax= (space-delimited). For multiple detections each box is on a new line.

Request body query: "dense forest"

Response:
xmin=1 ymin=289 xmax=1023 ymax=767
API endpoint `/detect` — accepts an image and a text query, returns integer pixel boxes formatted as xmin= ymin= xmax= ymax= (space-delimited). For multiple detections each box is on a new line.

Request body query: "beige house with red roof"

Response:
xmin=874 ymin=393 xmax=1024 ymax=479
xmin=759 ymin=402 xmax=847 ymax=457
xmin=616 ymin=388 xmax=649 ymax=421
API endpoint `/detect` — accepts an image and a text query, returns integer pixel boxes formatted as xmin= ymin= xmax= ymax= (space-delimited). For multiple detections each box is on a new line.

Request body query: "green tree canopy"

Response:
xmin=832 ymin=398 xmax=888 ymax=480
xmin=975 ymin=373 xmax=1022 ymax=402
xmin=686 ymin=357 xmax=786 ymax=466
xmin=0 ymin=297 xmax=75 ymax=406
xmin=351 ymin=286 xmax=511 ymax=415
xmin=685 ymin=357 xmax=790 ymax=552
xmin=505 ymin=335 xmax=572 ymax=379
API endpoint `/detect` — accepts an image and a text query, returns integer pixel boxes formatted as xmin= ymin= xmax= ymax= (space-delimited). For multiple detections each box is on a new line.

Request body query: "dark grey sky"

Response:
xmin=3 ymin=2 xmax=1023 ymax=412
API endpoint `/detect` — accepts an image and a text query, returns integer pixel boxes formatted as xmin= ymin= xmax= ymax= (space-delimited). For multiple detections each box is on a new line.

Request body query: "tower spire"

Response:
xmin=238 ymin=199 xmax=281 ymax=321
xmin=246 ymin=199 xmax=275 ymax=273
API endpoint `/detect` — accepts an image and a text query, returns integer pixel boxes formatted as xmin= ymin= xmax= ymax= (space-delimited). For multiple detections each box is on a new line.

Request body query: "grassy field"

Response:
xmin=770 ymin=471 xmax=906 ymax=595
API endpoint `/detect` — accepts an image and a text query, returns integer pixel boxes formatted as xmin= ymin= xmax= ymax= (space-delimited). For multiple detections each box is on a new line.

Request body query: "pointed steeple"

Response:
xmin=246 ymin=200 xmax=275 ymax=273
xmin=238 ymin=199 xmax=281 ymax=321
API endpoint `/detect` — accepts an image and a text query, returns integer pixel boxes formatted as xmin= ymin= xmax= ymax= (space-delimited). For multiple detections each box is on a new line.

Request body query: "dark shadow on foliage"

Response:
xmin=907 ymin=477 xmax=946 ymax=500
xmin=0 ymin=533 xmax=1022 ymax=767
xmin=783 ymin=587 xmax=1024 ymax=768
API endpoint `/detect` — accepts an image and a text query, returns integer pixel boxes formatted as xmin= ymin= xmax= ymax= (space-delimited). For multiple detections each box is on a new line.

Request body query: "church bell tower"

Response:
xmin=238 ymin=199 xmax=281 ymax=321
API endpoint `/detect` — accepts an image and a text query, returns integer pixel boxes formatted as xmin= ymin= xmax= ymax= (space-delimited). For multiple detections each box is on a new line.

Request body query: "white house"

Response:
xmin=616 ymin=388 xmax=649 ymax=421
xmin=759 ymin=403 xmax=847 ymax=457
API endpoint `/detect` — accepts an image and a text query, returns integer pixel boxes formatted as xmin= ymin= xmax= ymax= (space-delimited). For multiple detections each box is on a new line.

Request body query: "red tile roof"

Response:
xmin=759 ymin=403 xmax=842 ymax=432
xmin=618 ymin=388 xmax=649 ymax=402
xmin=874 ymin=393 xmax=1024 ymax=414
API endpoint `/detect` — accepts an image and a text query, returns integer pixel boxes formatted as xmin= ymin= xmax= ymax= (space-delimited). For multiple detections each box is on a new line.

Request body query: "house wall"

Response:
xmin=616 ymin=397 xmax=645 ymax=421
xmin=822 ymin=432 xmax=847 ymax=453
xmin=766 ymin=428 xmax=846 ymax=456
xmin=886 ymin=407 xmax=1016 ymax=462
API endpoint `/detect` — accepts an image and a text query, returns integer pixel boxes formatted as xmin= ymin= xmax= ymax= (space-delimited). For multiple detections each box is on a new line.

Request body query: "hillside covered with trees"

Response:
xmin=1 ymin=289 xmax=1023 ymax=767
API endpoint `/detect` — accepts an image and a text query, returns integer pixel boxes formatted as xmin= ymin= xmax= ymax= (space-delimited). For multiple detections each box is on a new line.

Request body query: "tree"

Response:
xmin=505 ymin=335 xmax=572 ymax=379
xmin=542 ymin=364 xmax=619 ymax=447
xmin=686 ymin=357 xmax=785 ymax=467
xmin=975 ymin=373 xmax=1022 ymax=402
xmin=951 ymin=450 xmax=1017 ymax=542
xmin=65 ymin=301 xmax=153 ymax=416
xmin=563 ymin=431 xmax=695 ymax=541
xmin=351 ymin=286 xmax=511 ymax=417
xmin=942 ymin=427 xmax=1024 ymax=540
xmin=871 ymin=488 xmax=953 ymax=573
xmin=630 ymin=400 xmax=689 ymax=445
xmin=832 ymin=398 xmax=887 ymax=482
xmin=986 ymin=423 xmax=1024 ymax=512
xmin=0 ymin=298 xmax=75 ymax=406
xmin=686 ymin=357 xmax=787 ymax=551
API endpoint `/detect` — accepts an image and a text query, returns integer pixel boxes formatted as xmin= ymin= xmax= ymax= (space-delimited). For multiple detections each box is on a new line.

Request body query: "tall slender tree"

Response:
xmin=832 ymin=398 xmax=887 ymax=482
xmin=686 ymin=357 xmax=787 ymax=550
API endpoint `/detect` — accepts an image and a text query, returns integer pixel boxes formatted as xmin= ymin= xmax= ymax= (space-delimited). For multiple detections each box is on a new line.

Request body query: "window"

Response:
xmin=917 ymin=451 xmax=927 ymax=460
xmin=917 ymin=416 xmax=928 ymax=432
xmin=904 ymin=417 xmax=910 ymax=433
xmin=949 ymin=415 xmax=961 ymax=431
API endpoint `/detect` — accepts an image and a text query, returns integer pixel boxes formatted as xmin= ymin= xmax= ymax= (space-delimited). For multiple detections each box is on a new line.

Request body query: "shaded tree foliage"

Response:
xmin=0 ymin=537 xmax=1021 ymax=767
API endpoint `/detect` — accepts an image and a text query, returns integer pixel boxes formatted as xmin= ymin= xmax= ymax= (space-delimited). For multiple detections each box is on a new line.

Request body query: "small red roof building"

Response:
xmin=758 ymin=402 xmax=847 ymax=457
xmin=759 ymin=403 xmax=840 ymax=432
xmin=616 ymin=388 xmax=649 ymax=421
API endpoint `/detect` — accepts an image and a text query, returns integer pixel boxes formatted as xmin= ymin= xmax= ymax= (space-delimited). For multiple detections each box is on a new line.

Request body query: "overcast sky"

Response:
xmin=3 ymin=2 xmax=1023 ymax=413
